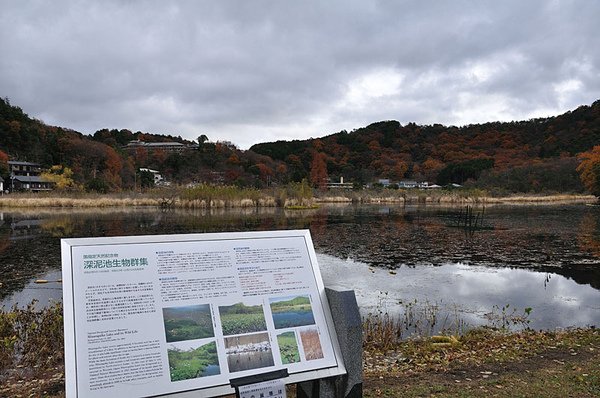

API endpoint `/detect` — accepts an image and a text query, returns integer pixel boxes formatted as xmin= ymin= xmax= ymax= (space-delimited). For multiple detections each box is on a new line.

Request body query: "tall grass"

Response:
xmin=178 ymin=184 xmax=274 ymax=208
xmin=273 ymin=179 xmax=315 ymax=208
xmin=0 ymin=188 xmax=594 ymax=208
xmin=362 ymin=298 xmax=532 ymax=353
xmin=316 ymin=189 xmax=596 ymax=205
xmin=0 ymin=196 xmax=160 ymax=208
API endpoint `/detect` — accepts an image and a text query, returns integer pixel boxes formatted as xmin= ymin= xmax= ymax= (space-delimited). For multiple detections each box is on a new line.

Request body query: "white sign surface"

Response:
xmin=238 ymin=379 xmax=287 ymax=398
xmin=61 ymin=230 xmax=345 ymax=397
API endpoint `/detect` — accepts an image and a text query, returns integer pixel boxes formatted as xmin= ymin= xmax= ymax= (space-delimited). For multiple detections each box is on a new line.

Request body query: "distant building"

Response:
xmin=421 ymin=183 xmax=441 ymax=189
xmin=124 ymin=140 xmax=196 ymax=154
xmin=373 ymin=178 xmax=440 ymax=189
xmin=398 ymin=180 xmax=418 ymax=188
xmin=7 ymin=161 xmax=53 ymax=192
xmin=326 ymin=177 xmax=354 ymax=189
xmin=0 ymin=176 xmax=4 ymax=192
xmin=8 ymin=161 xmax=43 ymax=177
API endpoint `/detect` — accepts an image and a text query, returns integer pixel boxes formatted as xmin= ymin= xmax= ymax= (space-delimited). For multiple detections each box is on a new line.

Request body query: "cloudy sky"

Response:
xmin=1 ymin=1 xmax=599 ymax=149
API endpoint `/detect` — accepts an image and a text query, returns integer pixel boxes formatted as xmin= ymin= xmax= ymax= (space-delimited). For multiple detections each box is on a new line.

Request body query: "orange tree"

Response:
xmin=0 ymin=149 xmax=8 ymax=176
xmin=577 ymin=145 xmax=600 ymax=197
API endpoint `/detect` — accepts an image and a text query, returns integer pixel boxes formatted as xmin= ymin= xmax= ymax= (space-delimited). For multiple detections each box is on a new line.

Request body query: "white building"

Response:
xmin=139 ymin=168 xmax=164 ymax=185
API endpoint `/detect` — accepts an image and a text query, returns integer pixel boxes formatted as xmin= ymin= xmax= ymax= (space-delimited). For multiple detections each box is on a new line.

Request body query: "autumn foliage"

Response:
xmin=577 ymin=146 xmax=600 ymax=197
xmin=0 ymin=149 xmax=8 ymax=175
xmin=2 ymin=96 xmax=600 ymax=193
xmin=310 ymin=152 xmax=328 ymax=189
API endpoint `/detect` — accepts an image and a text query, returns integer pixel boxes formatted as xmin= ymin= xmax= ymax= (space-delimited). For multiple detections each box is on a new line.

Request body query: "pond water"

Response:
xmin=1 ymin=204 xmax=599 ymax=332
xmin=200 ymin=364 xmax=220 ymax=377
xmin=272 ymin=311 xmax=316 ymax=329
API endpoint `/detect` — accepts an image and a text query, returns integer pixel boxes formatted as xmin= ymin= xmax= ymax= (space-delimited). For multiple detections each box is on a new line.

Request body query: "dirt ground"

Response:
xmin=364 ymin=330 xmax=600 ymax=397
xmin=2 ymin=329 xmax=599 ymax=397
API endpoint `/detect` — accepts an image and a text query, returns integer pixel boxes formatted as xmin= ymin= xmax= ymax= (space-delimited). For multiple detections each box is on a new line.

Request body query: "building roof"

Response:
xmin=139 ymin=168 xmax=160 ymax=174
xmin=13 ymin=175 xmax=47 ymax=183
xmin=125 ymin=140 xmax=185 ymax=148
xmin=8 ymin=161 xmax=42 ymax=166
xmin=145 ymin=142 xmax=184 ymax=147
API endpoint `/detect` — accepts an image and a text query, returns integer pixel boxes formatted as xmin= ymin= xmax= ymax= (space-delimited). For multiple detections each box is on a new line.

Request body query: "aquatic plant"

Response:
xmin=484 ymin=304 xmax=532 ymax=331
xmin=0 ymin=301 xmax=63 ymax=376
xmin=363 ymin=296 xmax=533 ymax=353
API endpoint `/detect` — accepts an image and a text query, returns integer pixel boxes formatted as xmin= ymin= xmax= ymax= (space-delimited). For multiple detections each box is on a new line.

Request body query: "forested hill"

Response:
xmin=251 ymin=100 xmax=600 ymax=192
xmin=1 ymin=95 xmax=600 ymax=193
xmin=0 ymin=97 xmax=282 ymax=191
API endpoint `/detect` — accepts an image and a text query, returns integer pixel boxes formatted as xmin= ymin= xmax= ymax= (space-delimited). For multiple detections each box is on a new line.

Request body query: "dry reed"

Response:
xmin=0 ymin=191 xmax=595 ymax=209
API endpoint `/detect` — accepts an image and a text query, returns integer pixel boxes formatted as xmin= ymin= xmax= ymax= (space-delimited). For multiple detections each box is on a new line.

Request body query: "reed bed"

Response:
xmin=316 ymin=190 xmax=596 ymax=205
xmin=0 ymin=196 xmax=160 ymax=208
xmin=489 ymin=194 xmax=596 ymax=203
xmin=0 ymin=190 xmax=595 ymax=209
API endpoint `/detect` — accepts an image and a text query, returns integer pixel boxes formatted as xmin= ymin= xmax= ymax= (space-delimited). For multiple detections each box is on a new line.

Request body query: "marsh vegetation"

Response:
xmin=167 ymin=341 xmax=220 ymax=382
xmin=162 ymin=304 xmax=214 ymax=342
xmin=219 ymin=302 xmax=267 ymax=336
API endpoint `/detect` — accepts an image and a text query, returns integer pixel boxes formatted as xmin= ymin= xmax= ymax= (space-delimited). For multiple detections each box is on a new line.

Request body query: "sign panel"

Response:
xmin=61 ymin=230 xmax=345 ymax=397
xmin=238 ymin=379 xmax=287 ymax=398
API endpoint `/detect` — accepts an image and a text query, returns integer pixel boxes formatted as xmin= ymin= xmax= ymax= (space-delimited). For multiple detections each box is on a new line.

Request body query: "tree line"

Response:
xmin=2 ymin=96 xmax=600 ymax=195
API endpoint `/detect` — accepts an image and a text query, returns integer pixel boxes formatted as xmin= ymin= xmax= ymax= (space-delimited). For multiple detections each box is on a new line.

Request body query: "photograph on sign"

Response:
xmin=61 ymin=230 xmax=345 ymax=397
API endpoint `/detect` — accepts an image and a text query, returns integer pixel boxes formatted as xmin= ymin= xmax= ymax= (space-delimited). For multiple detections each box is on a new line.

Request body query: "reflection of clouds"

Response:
xmin=318 ymin=253 xmax=600 ymax=329
xmin=1 ymin=269 xmax=62 ymax=308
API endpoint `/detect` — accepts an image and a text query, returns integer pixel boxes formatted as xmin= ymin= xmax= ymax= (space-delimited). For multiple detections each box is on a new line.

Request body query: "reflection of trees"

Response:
xmin=40 ymin=217 xmax=75 ymax=237
xmin=578 ymin=212 xmax=600 ymax=257
xmin=4 ymin=205 xmax=600 ymax=304
xmin=0 ymin=214 xmax=49 ymax=301
xmin=573 ymin=211 xmax=600 ymax=290
xmin=311 ymin=205 xmax=600 ymax=291
xmin=546 ymin=266 xmax=600 ymax=291
xmin=0 ymin=229 xmax=10 ymax=255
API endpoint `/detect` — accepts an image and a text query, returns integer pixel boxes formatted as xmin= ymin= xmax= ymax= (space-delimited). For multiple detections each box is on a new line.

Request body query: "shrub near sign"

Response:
xmin=61 ymin=230 xmax=345 ymax=398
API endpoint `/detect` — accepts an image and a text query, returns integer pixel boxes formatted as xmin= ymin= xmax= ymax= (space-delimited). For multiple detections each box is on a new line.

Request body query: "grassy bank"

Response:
xmin=0 ymin=187 xmax=596 ymax=208
xmin=317 ymin=189 xmax=597 ymax=205
xmin=1 ymin=302 xmax=598 ymax=397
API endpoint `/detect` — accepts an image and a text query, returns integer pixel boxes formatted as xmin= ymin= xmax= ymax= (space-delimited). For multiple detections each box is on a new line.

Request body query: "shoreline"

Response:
xmin=0 ymin=192 xmax=595 ymax=208
xmin=317 ymin=193 xmax=597 ymax=205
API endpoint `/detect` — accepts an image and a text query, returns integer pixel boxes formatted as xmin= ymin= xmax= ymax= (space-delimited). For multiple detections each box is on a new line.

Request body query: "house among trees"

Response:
xmin=139 ymin=168 xmax=164 ymax=186
xmin=0 ymin=176 xmax=4 ymax=192
xmin=7 ymin=161 xmax=53 ymax=192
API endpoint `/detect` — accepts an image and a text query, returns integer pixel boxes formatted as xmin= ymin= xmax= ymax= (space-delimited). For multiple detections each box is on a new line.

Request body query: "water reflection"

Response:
xmin=0 ymin=204 xmax=599 ymax=331
xmin=319 ymin=254 xmax=600 ymax=330
xmin=578 ymin=207 xmax=600 ymax=257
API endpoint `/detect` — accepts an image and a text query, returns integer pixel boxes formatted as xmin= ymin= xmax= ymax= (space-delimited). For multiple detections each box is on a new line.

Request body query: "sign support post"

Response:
xmin=297 ymin=288 xmax=363 ymax=398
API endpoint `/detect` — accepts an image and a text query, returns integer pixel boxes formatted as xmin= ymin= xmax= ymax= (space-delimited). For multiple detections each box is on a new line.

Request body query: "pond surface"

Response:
xmin=200 ymin=364 xmax=221 ymax=377
xmin=272 ymin=311 xmax=316 ymax=329
xmin=1 ymin=204 xmax=599 ymax=331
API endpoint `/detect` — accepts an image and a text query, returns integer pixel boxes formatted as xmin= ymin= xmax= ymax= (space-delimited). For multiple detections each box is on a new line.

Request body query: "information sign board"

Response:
xmin=61 ymin=230 xmax=345 ymax=397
